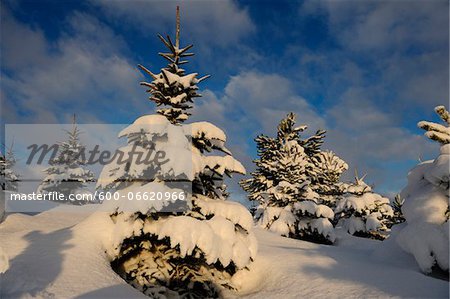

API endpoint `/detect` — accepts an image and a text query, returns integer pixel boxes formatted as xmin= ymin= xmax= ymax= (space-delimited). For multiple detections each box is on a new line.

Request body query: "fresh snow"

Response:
xmin=118 ymin=114 xmax=171 ymax=138
xmin=237 ymin=228 xmax=448 ymax=298
xmin=194 ymin=194 xmax=254 ymax=232
xmin=0 ymin=207 xmax=145 ymax=298
xmin=0 ymin=209 xmax=447 ymax=298
xmin=100 ymin=181 xmax=187 ymax=214
xmin=142 ymin=214 xmax=255 ymax=269
xmin=184 ymin=121 xmax=227 ymax=142
xmin=294 ymin=201 xmax=334 ymax=219
xmin=98 ymin=115 xmax=245 ymax=189
xmin=335 ymin=193 xmax=393 ymax=216
xmin=394 ymin=144 xmax=449 ymax=273
xmin=160 ymin=69 xmax=198 ymax=89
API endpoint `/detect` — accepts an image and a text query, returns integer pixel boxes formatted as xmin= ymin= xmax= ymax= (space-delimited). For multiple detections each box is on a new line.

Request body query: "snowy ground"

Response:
xmin=0 ymin=207 xmax=448 ymax=298
xmin=239 ymin=228 xmax=448 ymax=298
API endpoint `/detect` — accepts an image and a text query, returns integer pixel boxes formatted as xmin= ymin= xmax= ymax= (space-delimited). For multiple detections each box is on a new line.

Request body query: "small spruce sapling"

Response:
xmin=37 ymin=115 xmax=95 ymax=204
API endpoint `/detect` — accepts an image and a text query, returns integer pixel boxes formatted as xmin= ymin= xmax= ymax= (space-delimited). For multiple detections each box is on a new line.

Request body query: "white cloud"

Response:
xmin=91 ymin=0 xmax=255 ymax=47
xmin=300 ymin=0 xmax=448 ymax=52
xmin=225 ymin=71 xmax=326 ymax=133
xmin=381 ymin=51 xmax=449 ymax=108
xmin=298 ymin=0 xmax=448 ymax=112
xmin=1 ymin=10 xmax=148 ymax=124
xmin=324 ymin=90 xmax=437 ymax=189
xmin=0 ymin=12 xmax=49 ymax=71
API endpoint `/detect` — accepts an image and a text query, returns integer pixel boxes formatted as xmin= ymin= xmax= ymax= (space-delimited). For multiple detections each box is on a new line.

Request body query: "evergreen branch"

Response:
xmin=160 ymin=69 xmax=170 ymax=85
xmin=157 ymin=34 xmax=175 ymax=53
xmin=159 ymin=53 xmax=176 ymax=63
xmin=435 ymin=105 xmax=450 ymax=125
xmin=140 ymin=82 xmax=153 ymax=88
xmin=180 ymin=52 xmax=194 ymax=57
xmin=178 ymin=44 xmax=194 ymax=55
xmin=166 ymin=35 xmax=177 ymax=54
xmin=138 ymin=64 xmax=158 ymax=79
xmin=197 ymin=75 xmax=211 ymax=83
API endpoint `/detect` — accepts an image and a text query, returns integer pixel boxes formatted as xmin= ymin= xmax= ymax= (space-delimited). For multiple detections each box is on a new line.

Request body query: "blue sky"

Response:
xmin=1 ymin=0 xmax=449 ymax=199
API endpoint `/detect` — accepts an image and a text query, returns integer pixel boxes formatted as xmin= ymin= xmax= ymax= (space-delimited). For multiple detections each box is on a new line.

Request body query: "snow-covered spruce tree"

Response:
xmin=334 ymin=174 xmax=394 ymax=240
xmin=0 ymin=146 xmax=20 ymax=192
xmin=1 ymin=146 xmax=20 ymax=222
xmin=241 ymin=113 xmax=335 ymax=244
xmin=97 ymin=8 xmax=256 ymax=298
xmin=37 ymin=116 xmax=95 ymax=204
xmin=395 ymin=105 xmax=449 ymax=274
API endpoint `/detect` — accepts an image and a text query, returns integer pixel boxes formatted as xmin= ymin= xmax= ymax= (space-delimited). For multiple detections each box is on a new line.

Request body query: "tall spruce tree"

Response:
xmin=241 ymin=113 xmax=336 ymax=244
xmin=98 ymin=7 xmax=256 ymax=298
xmin=37 ymin=116 xmax=95 ymax=204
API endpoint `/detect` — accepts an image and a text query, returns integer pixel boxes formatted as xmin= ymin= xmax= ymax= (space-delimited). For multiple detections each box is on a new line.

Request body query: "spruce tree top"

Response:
xmin=276 ymin=112 xmax=307 ymax=141
xmin=139 ymin=7 xmax=210 ymax=124
xmin=51 ymin=115 xmax=85 ymax=166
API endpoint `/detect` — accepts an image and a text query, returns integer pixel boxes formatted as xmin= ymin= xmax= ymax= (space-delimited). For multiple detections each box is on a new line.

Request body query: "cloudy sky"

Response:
xmin=1 ymin=0 xmax=448 ymax=200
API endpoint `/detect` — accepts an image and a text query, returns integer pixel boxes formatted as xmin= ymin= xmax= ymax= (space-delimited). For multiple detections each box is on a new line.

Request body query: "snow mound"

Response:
xmin=396 ymin=222 xmax=449 ymax=273
xmin=395 ymin=144 xmax=449 ymax=273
